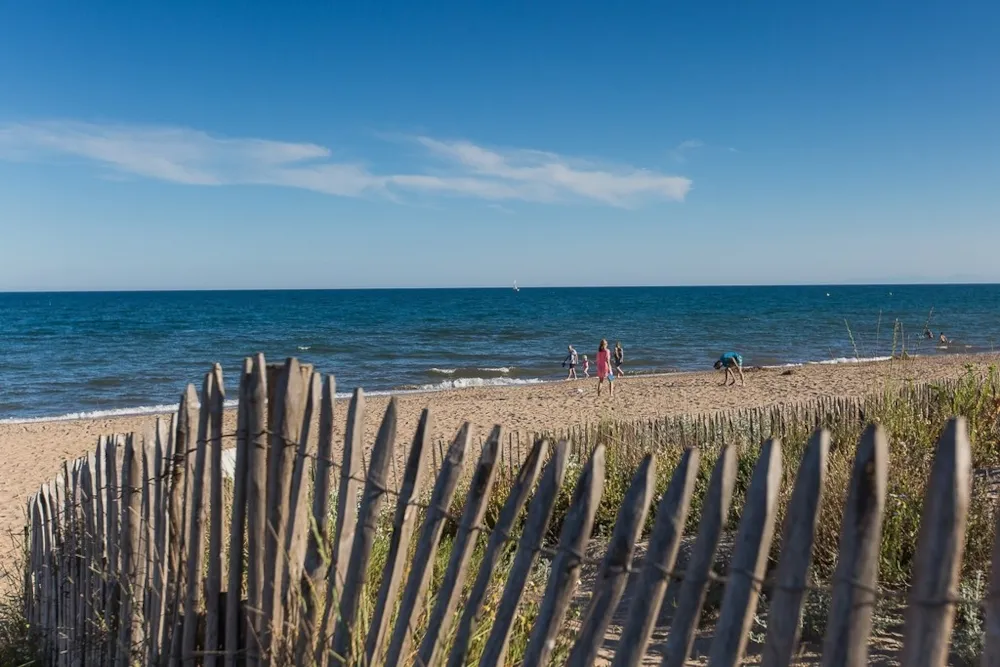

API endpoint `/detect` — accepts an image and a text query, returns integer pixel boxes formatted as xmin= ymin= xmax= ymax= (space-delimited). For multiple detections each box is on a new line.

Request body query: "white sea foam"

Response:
xmin=430 ymin=366 xmax=512 ymax=375
xmin=0 ymin=377 xmax=539 ymax=423
xmin=0 ymin=399 xmax=241 ymax=425
xmin=416 ymin=377 xmax=543 ymax=391
xmin=297 ymin=345 xmax=311 ymax=351
xmin=766 ymin=355 xmax=895 ymax=369
xmin=814 ymin=356 xmax=894 ymax=365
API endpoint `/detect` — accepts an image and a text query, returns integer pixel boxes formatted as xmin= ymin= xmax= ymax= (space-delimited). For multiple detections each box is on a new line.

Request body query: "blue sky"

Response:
xmin=1 ymin=1 xmax=998 ymax=290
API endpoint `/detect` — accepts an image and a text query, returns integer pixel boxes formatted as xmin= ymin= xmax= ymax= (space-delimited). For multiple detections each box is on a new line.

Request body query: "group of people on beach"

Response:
xmin=558 ymin=319 xmax=965 ymax=395
xmin=563 ymin=340 xmax=624 ymax=396
xmin=563 ymin=343 xmax=748 ymax=394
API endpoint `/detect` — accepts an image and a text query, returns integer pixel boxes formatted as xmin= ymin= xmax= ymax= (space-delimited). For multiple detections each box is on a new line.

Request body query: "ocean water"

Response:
xmin=2 ymin=285 xmax=999 ymax=421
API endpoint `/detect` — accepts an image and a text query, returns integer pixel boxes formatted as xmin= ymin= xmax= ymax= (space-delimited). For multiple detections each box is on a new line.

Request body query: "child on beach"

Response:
xmin=563 ymin=345 xmax=579 ymax=380
xmin=714 ymin=352 xmax=745 ymax=387
xmin=614 ymin=341 xmax=625 ymax=376
xmin=582 ymin=355 xmax=590 ymax=378
xmin=597 ymin=339 xmax=614 ymax=397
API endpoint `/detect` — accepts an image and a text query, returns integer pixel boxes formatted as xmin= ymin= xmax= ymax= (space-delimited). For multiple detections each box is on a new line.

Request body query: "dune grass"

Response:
xmin=0 ymin=533 xmax=38 ymax=667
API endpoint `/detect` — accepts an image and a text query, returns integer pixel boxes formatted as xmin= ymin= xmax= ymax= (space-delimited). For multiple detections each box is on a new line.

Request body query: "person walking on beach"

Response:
xmin=613 ymin=341 xmax=625 ymax=376
xmin=597 ymin=339 xmax=614 ymax=397
xmin=582 ymin=355 xmax=590 ymax=378
xmin=563 ymin=345 xmax=579 ymax=380
xmin=714 ymin=351 xmax=745 ymax=387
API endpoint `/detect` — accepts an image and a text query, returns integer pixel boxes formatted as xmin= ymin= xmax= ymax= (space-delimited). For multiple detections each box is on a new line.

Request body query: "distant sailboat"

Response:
xmin=513 ymin=280 xmax=520 ymax=292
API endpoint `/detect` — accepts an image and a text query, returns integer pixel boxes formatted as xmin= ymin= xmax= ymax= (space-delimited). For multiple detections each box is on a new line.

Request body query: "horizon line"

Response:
xmin=2 ymin=280 xmax=999 ymax=294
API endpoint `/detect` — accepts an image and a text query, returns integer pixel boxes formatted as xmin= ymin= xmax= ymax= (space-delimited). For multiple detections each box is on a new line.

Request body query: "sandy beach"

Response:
xmin=2 ymin=352 xmax=996 ymax=557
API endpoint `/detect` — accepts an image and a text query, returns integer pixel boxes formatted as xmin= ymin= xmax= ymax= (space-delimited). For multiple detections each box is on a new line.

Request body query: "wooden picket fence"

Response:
xmin=458 ymin=379 xmax=964 ymax=474
xmin=20 ymin=356 xmax=998 ymax=666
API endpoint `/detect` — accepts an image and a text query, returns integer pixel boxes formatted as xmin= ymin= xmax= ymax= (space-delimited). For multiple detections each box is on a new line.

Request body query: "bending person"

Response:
xmin=714 ymin=351 xmax=745 ymax=387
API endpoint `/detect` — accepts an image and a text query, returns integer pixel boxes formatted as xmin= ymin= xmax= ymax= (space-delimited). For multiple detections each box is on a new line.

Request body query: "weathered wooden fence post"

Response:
xmin=383 ymin=423 xmax=472 ymax=667
xmin=245 ymin=354 xmax=269 ymax=667
xmin=611 ymin=447 xmax=700 ymax=667
xmin=262 ymin=358 xmax=308 ymax=657
xmin=762 ymin=429 xmax=829 ymax=667
xmin=445 ymin=438 xmax=549 ymax=667
xmin=821 ymin=424 xmax=888 ymax=667
xmin=168 ymin=386 xmax=198 ymax=667
xmin=205 ymin=364 xmax=225 ymax=667
xmin=149 ymin=418 xmax=173 ymax=665
xmin=477 ymin=440 xmax=571 ymax=667
xmin=364 ymin=409 xmax=431 ymax=666
xmin=521 ymin=445 xmax=606 ymax=667
xmin=295 ymin=374 xmax=336 ymax=664
xmin=708 ymin=438 xmax=783 ymax=667
xmin=280 ymin=365 xmax=320 ymax=636
xmin=328 ymin=399 xmax=397 ymax=666
xmin=568 ymin=453 xmax=656 ymax=667
xmin=118 ymin=433 xmax=146 ymax=667
xmin=417 ymin=426 xmax=501 ymax=667
xmin=316 ymin=388 xmax=364 ymax=666
xmin=181 ymin=374 xmax=214 ymax=666
xmin=901 ymin=418 xmax=971 ymax=667
xmin=225 ymin=359 xmax=253 ymax=667
xmin=661 ymin=445 xmax=738 ymax=667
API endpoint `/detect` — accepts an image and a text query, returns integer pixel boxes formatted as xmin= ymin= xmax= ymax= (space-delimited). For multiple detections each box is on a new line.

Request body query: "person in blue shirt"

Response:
xmin=714 ymin=352 xmax=745 ymax=386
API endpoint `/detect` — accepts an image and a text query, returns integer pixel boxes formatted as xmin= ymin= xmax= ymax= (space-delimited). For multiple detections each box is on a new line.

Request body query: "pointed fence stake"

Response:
xmin=611 ymin=447 xmax=700 ymax=667
xmin=762 ymin=429 xmax=829 ymax=667
xmin=708 ymin=438 xmax=783 ymax=667
xmin=821 ymin=424 xmax=888 ymax=667
xmin=568 ymin=453 xmax=656 ymax=667
xmin=902 ymin=418 xmax=971 ymax=667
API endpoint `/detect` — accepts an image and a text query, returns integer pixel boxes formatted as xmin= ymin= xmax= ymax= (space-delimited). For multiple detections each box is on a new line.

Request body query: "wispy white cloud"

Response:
xmin=0 ymin=120 xmax=692 ymax=207
xmin=670 ymin=139 xmax=704 ymax=163
xmin=415 ymin=137 xmax=691 ymax=205
xmin=675 ymin=139 xmax=704 ymax=152
xmin=0 ymin=121 xmax=379 ymax=196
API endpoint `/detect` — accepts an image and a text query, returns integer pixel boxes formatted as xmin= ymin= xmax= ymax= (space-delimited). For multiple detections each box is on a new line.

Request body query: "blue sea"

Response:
xmin=2 ymin=285 xmax=999 ymax=422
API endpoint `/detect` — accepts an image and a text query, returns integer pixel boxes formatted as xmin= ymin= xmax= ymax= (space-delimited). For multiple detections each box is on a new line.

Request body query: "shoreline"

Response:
xmin=0 ymin=352 xmax=947 ymax=426
xmin=2 ymin=352 xmax=997 ymax=566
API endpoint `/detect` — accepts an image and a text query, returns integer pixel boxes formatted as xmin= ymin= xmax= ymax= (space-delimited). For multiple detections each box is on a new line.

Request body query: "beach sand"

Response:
xmin=1 ymin=353 xmax=996 ymax=564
